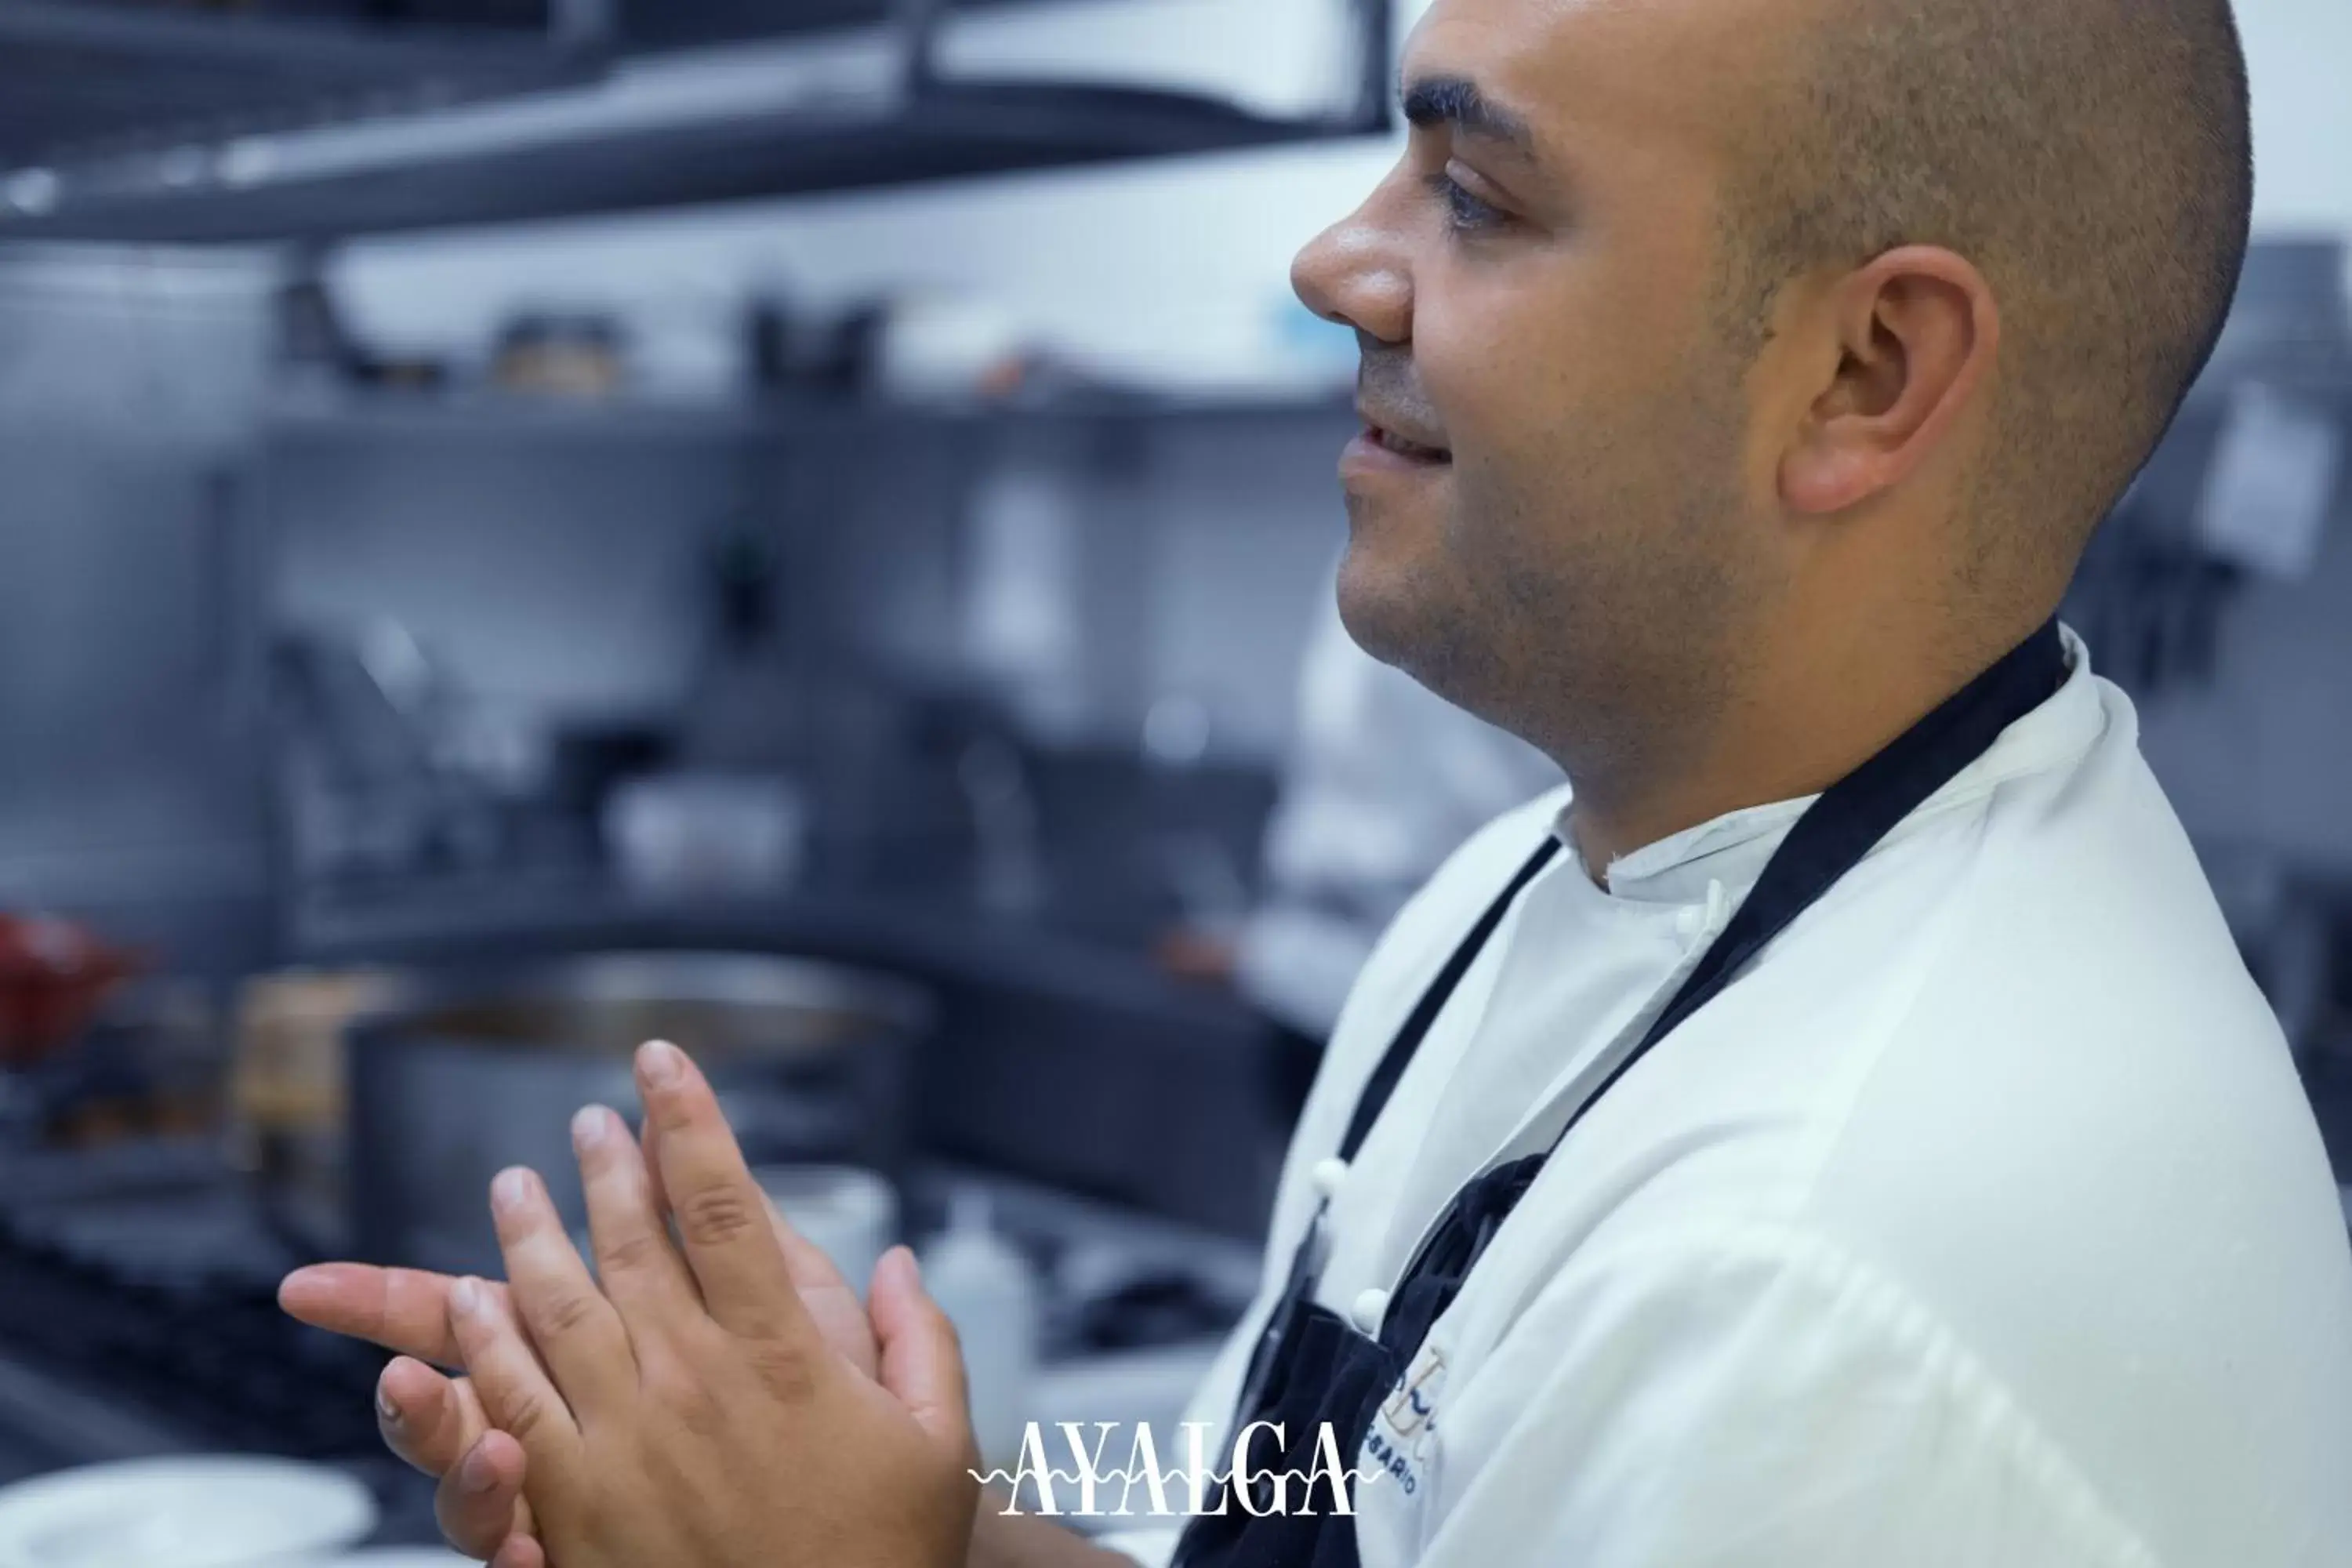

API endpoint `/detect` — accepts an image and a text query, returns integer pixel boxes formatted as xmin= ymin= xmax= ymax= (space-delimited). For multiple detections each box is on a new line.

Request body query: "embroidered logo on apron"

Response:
xmin=1365 ymin=1344 xmax=1446 ymax=1497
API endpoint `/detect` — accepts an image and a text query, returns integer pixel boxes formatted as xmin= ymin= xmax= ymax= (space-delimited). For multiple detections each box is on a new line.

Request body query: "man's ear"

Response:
xmin=1778 ymin=245 xmax=2001 ymax=517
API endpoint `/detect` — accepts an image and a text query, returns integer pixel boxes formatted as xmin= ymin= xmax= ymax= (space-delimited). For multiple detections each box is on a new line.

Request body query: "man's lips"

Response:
xmin=1349 ymin=408 xmax=1452 ymax=469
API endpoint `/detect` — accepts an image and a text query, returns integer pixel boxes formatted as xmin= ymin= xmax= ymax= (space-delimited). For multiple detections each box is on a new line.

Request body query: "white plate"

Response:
xmin=0 ymin=1457 xmax=377 ymax=1568
xmin=326 ymin=1552 xmax=473 ymax=1566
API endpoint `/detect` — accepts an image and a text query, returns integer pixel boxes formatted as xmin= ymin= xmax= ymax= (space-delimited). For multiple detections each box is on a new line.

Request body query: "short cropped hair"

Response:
xmin=1725 ymin=0 xmax=2254 ymax=565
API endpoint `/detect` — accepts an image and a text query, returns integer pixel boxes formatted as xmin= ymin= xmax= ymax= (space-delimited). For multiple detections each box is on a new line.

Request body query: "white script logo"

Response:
xmin=970 ymin=1421 xmax=1381 ymax=1519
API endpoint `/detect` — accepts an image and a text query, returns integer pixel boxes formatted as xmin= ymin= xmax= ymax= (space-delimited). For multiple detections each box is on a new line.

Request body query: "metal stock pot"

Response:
xmin=346 ymin=952 xmax=931 ymax=1277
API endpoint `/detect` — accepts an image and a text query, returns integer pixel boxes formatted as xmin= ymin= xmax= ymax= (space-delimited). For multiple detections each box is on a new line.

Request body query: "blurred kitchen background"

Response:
xmin=0 ymin=0 xmax=2346 ymax=1558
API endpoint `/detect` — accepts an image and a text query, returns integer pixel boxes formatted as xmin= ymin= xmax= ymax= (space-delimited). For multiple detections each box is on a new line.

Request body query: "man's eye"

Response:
xmin=1431 ymin=173 xmax=1506 ymax=234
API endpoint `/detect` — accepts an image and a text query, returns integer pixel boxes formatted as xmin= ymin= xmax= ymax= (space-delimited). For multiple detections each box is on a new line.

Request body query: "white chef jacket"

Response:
xmin=1236 ymin=582 xmax=1561 ymax=1038
xmin=1113 ymin=630 xmax=2352 ymax=1567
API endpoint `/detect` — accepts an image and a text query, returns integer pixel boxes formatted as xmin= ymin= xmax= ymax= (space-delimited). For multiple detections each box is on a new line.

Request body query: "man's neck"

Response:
xmin=1563 ymin=760 xmax=1799 ymax=885
xmin=1557 ymin=617 xmax=2049 ymax=881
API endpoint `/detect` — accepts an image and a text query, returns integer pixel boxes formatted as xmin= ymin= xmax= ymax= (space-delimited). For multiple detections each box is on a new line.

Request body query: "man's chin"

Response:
xmin=1333 ymin=539 xmax=1439 ymax=673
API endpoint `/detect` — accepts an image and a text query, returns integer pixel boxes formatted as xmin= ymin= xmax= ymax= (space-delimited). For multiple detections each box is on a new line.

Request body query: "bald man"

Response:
xmin=283 ymin=0 xmax=2352 ymax=1564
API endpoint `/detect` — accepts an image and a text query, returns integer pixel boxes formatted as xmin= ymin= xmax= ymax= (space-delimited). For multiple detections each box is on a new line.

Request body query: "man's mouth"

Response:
xmin=1350 ymin=408 xmax=1454 ymax=472
xmin=1364 ymin=423 xmax=1452 ymax=463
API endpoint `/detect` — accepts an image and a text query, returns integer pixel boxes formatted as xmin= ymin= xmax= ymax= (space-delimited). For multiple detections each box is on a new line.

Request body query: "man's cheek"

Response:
xmin=1438 ymin=459 xmax=1520 ymax=593
xmin=1425 ymin=335 xmax=1563 ymax=463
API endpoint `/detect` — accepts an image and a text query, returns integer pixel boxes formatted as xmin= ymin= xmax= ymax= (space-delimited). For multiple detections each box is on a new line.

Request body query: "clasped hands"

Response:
xmin=280 ymin=1040 xmax=979 ymax=1568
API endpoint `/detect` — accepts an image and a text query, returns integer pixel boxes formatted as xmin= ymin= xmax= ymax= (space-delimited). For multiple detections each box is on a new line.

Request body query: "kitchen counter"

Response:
xmin=0 ymin=1138 xmax=1256 ymax=1548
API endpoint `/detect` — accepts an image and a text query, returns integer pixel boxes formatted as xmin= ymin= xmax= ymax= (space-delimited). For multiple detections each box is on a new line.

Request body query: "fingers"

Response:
xmin=635 ymin=1040 xmax=810 ymax=1345
xmin=769 ymin=1192 xmax=881 ymax=1382
xmin=580 ymin=1092 xmax=879 ymax=1377
xmin=869 ymin=1247 xmax=975 ymax=1458
xmin=448 ymin=1272 xmax=584 ymax=1468
xmin=379 ymin=1359 xmax=540 ymax=1561
xmin=488 ymin=1166 xmax=637 ymax=1417
xmin=281 ymin=1262 xmax=493 ymax=1369
xmin=492 ymin=1532 xmax=549 ymax=1568
xmin=641 ymin=1110 xmax=671 ymax=1225
xmin=376 ymin=1356 xmax=483 ymax=1477
xmin=570 ymin=1104 xmax=700 ymax=1333
xmin=579 ymin=1089 xmax=880 ymax=1377
xmin=434 ymin=1428 xmax=530 ymax=1561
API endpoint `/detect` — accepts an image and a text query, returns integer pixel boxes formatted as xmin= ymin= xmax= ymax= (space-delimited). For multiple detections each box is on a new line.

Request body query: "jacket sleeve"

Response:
xmin=1396 ymin=1225 xmax=2158 ymax=1568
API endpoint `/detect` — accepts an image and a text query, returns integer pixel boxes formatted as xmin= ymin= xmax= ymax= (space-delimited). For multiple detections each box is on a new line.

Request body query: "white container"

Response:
xmin=921 ymin=1193 xmax=1040 ymax=1469
xmin=603 ymin=772 xmax=808 ymax=898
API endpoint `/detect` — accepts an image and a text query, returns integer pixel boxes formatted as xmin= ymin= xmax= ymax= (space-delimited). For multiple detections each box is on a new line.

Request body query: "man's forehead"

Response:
xmin=1402 ymin=0 xmax=1812 ymax=155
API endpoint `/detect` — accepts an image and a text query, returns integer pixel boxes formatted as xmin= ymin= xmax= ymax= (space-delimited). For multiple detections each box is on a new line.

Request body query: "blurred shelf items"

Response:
xmin=2064 ymin=238 xmax=2352 ymax=695
xmin=0 ymin=0 xmax=1393 ymax=242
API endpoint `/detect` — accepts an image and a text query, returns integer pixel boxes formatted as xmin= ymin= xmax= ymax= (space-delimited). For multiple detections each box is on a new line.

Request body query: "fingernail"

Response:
xmin=376 ymin=1379 xmax=401 ymax=1428
xmin=451 ymin=1276 xmax=484 ymax=1319
xmin=492 ymin=1167 xmax=533 ymax=1214
xmin=573 ymin=1104 xmax=612 ymax=1149
xmin=640 ymin=1039 xmax=684 ymax=1087
xmin=462 ymin=1450 xmax=498 ymax=1495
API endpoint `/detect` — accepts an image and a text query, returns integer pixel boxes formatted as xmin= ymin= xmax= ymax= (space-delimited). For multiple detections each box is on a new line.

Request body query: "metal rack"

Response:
xmin=256 ymin=383 xmax=1359 ymax=445
xmin=0 ymin=1 xmax=590 ymax=164
xmin=0 ymin=0 xmax=1393 ymax=245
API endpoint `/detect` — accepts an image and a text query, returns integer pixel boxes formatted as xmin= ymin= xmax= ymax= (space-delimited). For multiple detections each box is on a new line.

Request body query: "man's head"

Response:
xmin=1293 ymin=0 xmax=2251 ymax=799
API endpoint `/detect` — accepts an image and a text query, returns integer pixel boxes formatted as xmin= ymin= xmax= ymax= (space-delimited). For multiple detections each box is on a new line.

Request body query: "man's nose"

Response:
xmin=1291 ymin=192 xmax=1410 ymax=346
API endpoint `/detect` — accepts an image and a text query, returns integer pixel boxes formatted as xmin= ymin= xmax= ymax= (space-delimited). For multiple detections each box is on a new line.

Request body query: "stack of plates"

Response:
xmin=0 ymin=1457 xmax=465 ymax=1568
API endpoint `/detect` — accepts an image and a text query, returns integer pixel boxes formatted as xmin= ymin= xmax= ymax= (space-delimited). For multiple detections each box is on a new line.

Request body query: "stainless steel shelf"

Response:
xmin=0 ymin=2 xmax=555 ymax=78
xmin=260 ymin=385 xmax=1359 ymax=444
xmin=3 ymin=83 xmax=1383 ymax=245
xmin=0 ymin=0 xmax=586 ymax=165
xmin=265 ymin=387 xmax=768 ymax=444
xmin=0 ymin=1 xmax=1392 ymax=245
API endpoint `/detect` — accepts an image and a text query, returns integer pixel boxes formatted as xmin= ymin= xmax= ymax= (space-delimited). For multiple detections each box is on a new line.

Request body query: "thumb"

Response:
xmin=869 ymin=1245 xmax=975 ymax=1460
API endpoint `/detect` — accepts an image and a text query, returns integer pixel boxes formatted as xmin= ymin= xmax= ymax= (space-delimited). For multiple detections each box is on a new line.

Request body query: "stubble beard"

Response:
xmin=1348 ymin=417 xmax=1760 ymax=801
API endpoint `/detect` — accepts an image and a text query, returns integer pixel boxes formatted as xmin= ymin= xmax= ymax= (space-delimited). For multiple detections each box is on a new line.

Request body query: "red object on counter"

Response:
xmin=0 ymin=913 xmax=142 ymax=1068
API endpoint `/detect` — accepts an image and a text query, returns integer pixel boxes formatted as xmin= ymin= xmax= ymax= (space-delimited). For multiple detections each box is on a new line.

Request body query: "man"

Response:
xmin=283 ymin=0 xmax=2352 ymax=1563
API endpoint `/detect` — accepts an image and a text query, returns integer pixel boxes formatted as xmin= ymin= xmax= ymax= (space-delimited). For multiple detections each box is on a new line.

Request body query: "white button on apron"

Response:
xmin=1310 ymin=1158 xmax=1350 ymax=1201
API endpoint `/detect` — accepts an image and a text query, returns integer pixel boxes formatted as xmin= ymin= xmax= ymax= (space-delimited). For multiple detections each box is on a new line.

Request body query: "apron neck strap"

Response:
xmin=1635 ymin=617 xmax=2067 ymax=1055
xmin=1337 ymin=835 xmax=1564 ymax=1163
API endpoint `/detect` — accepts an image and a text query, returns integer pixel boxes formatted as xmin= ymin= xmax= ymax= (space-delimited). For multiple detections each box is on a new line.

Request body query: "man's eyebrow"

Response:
xmin=1400 ymin=74 xmax=1537 ymax=158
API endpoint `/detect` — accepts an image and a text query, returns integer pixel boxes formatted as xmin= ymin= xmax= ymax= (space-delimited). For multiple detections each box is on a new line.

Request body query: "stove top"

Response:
xmin=0 ymin=1141 xmax=390 ymax=1463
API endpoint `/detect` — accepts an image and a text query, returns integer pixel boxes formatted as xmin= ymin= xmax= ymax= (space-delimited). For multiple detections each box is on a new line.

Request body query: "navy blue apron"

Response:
xmin=1172 ymin=620 xmax=2066 ymax=1568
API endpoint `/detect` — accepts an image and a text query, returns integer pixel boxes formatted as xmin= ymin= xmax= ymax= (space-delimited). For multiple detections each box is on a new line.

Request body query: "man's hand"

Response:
xmin=278 ymin=1264 xmax=546 ymax=1566
xmin=285 ymin=1041 xmax=1142 ymax=1568
xmin=452 ymin=1039 xmax=976 ymax=1568
xmin=279 ymin=1052 xmax=906 ymax=1566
